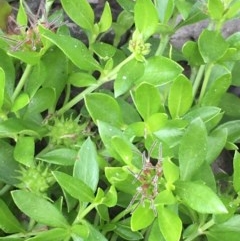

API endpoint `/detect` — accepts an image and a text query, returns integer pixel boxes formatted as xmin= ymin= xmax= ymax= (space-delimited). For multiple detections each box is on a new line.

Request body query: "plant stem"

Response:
xmin=185 ymin=219 xmax=215 ymax=241
xmin=12 ymin=64 xmax=33 ymax=101
xmin=0 ymin=184 xmax=11 ymax=196
xmin=57 ymin=54 xmax=135 ymax=115
xmin=74 ymin=203 xmax=97 ymax=223
xmin=192 ymin=65 xmax=205 ymax=98
xmin=198 ymin=63 xmax=214 ymax=102
xmin=155 ymin=34 xmax=170 ymax=56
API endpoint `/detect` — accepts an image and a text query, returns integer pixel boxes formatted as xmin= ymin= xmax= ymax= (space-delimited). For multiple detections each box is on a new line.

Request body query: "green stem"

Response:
xmin=155 ymin=34 xmax=170 ymax=56
xmin=57 ymin=54 xmax=135 ymax=115
xmin=0 ymin=184 xmax=11 ymax=196
xmin=192 ymin=65 xmax=206 ymax=98
xmin=185 ymin=219 xmax=215 ymax=241
xmin=74 ymin=203 xmax=97 ymax=223
xmin=12 ymin=64 xmax=33 ymax=101
xmin=200 ymin=218 xmax=215 ymax=232
xmin=198 ymin=63 xmax=214 ymax=102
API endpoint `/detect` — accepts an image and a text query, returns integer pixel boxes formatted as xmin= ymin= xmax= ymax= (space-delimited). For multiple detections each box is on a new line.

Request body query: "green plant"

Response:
xmin=1 ymin=0 xmax=240 ymax=240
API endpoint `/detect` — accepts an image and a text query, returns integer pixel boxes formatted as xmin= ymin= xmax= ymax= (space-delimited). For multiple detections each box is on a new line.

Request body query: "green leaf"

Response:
xmin=101 ymin=185 xmax=118 ymax=207
xmin=105 ymin=166 xmax=137 ymax=195
xmin=207 ymin=215 xmax=240 ymax=241
xmin=37 ymin=148 xmax=78 ymax=166
xmin=73 ymin=138 xmax=99 ymax=192
xmin=132 ymin=83 xmax=163 ymax=120
xmin=224 ymin=1 xmax=240 ymax=19
xmin=27 ymin=87 xmax=55 ymax=113
xmin=192 ymin=163 xmax=216 ymax=191
xmin=163 ymin=158 xmax=179 ymax=183
xmin=16 ymin=0 xmax=27 ymax=26
xmin=116 ymin=0 xmax=135 ymax=12
xmin=0 ymin=118 xmax=44 ymax=139
xmin=156 ymin=0 xmax=175 ymax=23
xmin=146 ymin=113 xmax=168 ymax=133
xmin=71 ymin=224 xmax=89 ymax=239
xmin=182 ymin=41 xmax=204 ymax=66
xmin=0 ymin=67 xmax=5 ymax=109
xmin=39 ymin=27 xmax=100 ymax=71
xmin=111 ymin=136 xmax=133 ymax=166
xmin=168 ymin=75 xmax=193 ymax=118
xmin=53 ymin=171 xmax=95 ymax=202
xmin=149 ymin=219 xmax=165 ymax=241
xmin=0 ymin=49 xmax=15 ymax=96
xmin=219 ymin=93 xmax=240 ymax=118
xmin=11 ymin=92 xmax=30 ymax=112
xmin=134 ymin=0 xmax=159 ymax=39
xmin=91 ymin=42 xmax=116 ymax=60
xmin=198 ymin=30 xmax=229 ymax=62
xmin=0 ymin=199 xmax=24 ymax=233
xmin=12 ymin=190 xmax=69 ymax=228
xmin=24 ymin=61 xmax=46 ymax=98
xmin=154 ymin=190 xmax=176 ymax=205
xmin=115 ymin=223 xmax=143 ymax=240
xmin=183 ymin=106 xmax=223 ymax=131
xmin=206 ymin=128 xmax=227 ymax=164
xmin=98 ymin=121 xmax=124 ymax=158
xmin=14 ymin=136 xmax=34 ymax=166
xmin=175 ymin=181 xmax=228 ymax=214
xmin=26 ymin=228 xmax=70 ymax=241
xmin=85 ymin=93 xmax=124 ymax=127
xmin=82 ymin=221 xmax=108 ymax=241
xmin=8 ymin=51 xmax=43 ymax=65
xmin=233 ymin=151 xmax=240 ymax=192
xmin=0 ymin=140 xmax=20 ymax=185
xmin=157 ymin=205 xmax=182 ymax=241
xmin=201 ymin=73 xmax=231 ymax=107
xmin=114 ymin=59 xmax=144 ymax=97
xmin=68 ymin=72 xmax=96 ymax=88
xmin=41 ymin=47 xmax=68 ymax=100
xmin=60 ymin=0 xmax=94 ymax=32
xmin=179 ymin=118 xmax=208 ymax=180
xmin=207 ymin=0 xmax=224 ymax=20
xmin=98 ymin=2 xmax=112 ymax=33
xmin=216 ymin=120 xmax=240 ymax=144
xmin=0 ymin=0 xmax=12 ymax=31
xmin=154 ymin=119 xmax=187 ymax=147
xmin=137 ymin=56 xmax=183 ymax=86
xmin=131 ymin=201 xmax=155 ymax=231
xmin=112 ymin=10 xmax=134 ymax=46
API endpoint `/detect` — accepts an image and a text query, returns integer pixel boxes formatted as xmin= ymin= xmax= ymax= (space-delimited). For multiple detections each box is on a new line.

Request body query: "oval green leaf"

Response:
xmin=198 ymin=30 xmax=229 ymax=63
xmin=134 ymin=0 xmax=159 ymax=39
xmin=132 ymin=82 xmax=163 ymax=120
xmin=175 ymin=181 xmax=228 ymax=214
xmin=39 ymin=27 xmax=100 ymax=71
xmin=137 ymin=56 xmax=183 ymax=86
xmin=53 ymin=171 xmax=95 ymax=202
xmin=37 ymin=148 xmax=78 ymax=166
xmin=179 ymin=118 xmax=207 ymax=180
xmin=14 ymin=136 xmax=34 ymax=167
xmin=85 ymin=93 xmax=124 ymax=127
xmin=0 ymin=199 xmax=24 ymax=233
xmin=168 ymin=75 xmax=193 ymax=118
xmin=12 ymin=190 xmax=69 ymax=228
xmin=157 ymin=205 xmax=182 ymax=241
xmin=131 ymin=201 xmax=155 ymax=231
xmin=73 ymin=138 xmax=99 ymax=192
xmin=60 ymin=0 xmax=94 ymax=31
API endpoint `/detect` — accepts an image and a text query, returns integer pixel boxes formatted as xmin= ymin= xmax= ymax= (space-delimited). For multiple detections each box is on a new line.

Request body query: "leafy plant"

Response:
xmin=1 ymin=0 xmax=240 ymax=240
